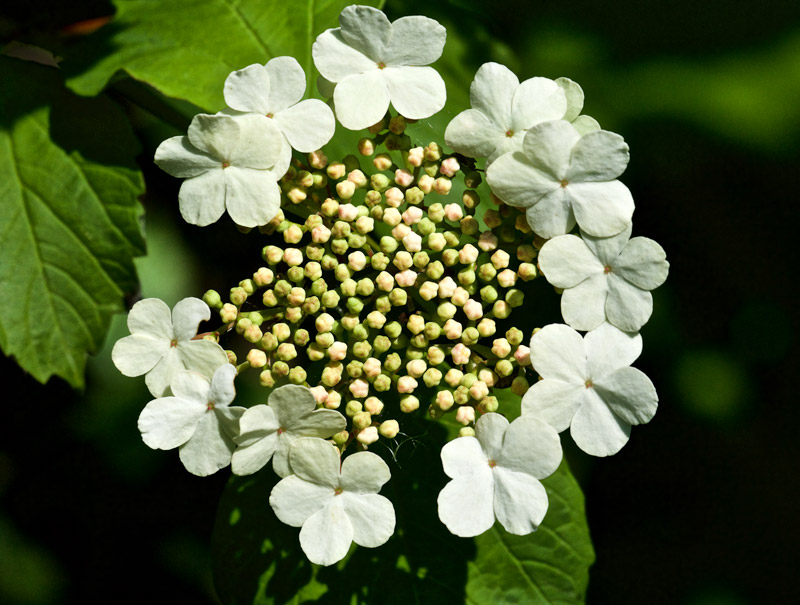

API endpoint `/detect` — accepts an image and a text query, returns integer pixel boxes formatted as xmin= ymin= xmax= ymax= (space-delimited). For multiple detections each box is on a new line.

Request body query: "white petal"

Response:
xmin=341 ymin=492 xmax=395 ymax=547
xmin=511 ymin=77 xmax=567 ymax=129
xmin=444 ymin=109 xmax=502 ymax=159
xmin=493 ymin=467 xmax=549 ymax=535
xmin=605 ymin=276 xmax=653 ymax=332
xmin=111 ymin=333 xmax=168 ymax=377
xmin=486 ymin=131 xmax=525 ymax=164
xmin=339 ymin=4 xmax=391 ymax=61
xmin=440 ymin=436 xmax=488 ymax=479
xmin=522 ymin=120 xmax=581 ymax=180
xmin=475 ymin=412 xmax=509 ymax=462
xmin=292 ymin=409 xmax=348 ymax=439
xmin=594 ymin=367 xmax=658 ymax=426
xmin=469 ymin=62 xmax=518 ymax=128
xmin=225 ymin=114 xmax=283 ymax=169
xmin=223 ymin=167 xmax=282 ymax=228
xmin=299 ymin=498 xmax=353 ymax=566
xmin=312 ymin=29 xmax=375 ymax=82
xmin=187 ymin=113 xmax=239 ymax=161
xmin=525 ymin=187 xmax=576 ymax=240
xmin=383 ymin=66 xmax=446 ymax=120
xmin=236 ymin=404 xmax=280 ymax=442
xmin=176 ymin=340 xmax=228 ymax=380
xmin=288 ymin=437 xmax=340 ymax=488
xmin=570 ymin=389 xmax=631 ymax=456
xmin=584 ymin=322 xmax=642 ymax=378
xmin=138 ymin=395 xmax=204 ymax=450
xmin=271 ymin=432 xmax=295 ymax=478
xmin=178 ymin=170 xmax=226 ymax=227
xmin=223 ymin=64 xmax=271 ymax=115
xmin=269 ymin=384 xmax=317 ymax=427
xmin=171 ymin=297 xmax=210 ymax=341
xmin=560 ymin=273 xmax=608 ymax=331
xmin=127 ymin=298 xmax=172 ymax=338
xmin=521 ymin=379 xmax=583 ymax=432
xmin=268 ymin=134 xmax=292 ymax=180
xmin=145 ymin=348 xmax=184 ymax=397
xmin=384 ymin=15 xmax=446 ymax=65
xmin=270 ymin=474 xmax=334 ymax=527
xmin=154 ymin=136 xmax=218 ymax=178
xmin=538 ymin=234 xmax=603 ymax=288
xmin=340 ymin=451 xmax=390 ymax=493
xmin=209 ymin=363 xmax=237 ymax=406
xmin=169 ymin=369 xmax=210 ymax=403
xmin=264 ymin=56 xmax=306 ymax=112
xmin=498 ymin=416 xmax=562 ymax=479
xmin=567 ymin=130 xmax=630 ymax=182
xmin=333 ymin=71 xmax=389 ymax=130
xmin=486 ymin=152 xmax=558 ymax=208
xmin=273 ymin=99 xmax=335 ymax=152
xmin=582 ymin=224 xmax=633 ymax=267
xmin=529 ymin=323 xmax=587 ymax=382
xmin=178 ymin=411 xmax=235 ymax=476
xmin=231 ymin=432 xmax=278 ymax=475
xmin=613 ymin=237 xmax=669 ymax=290
xmin=556 ymin=77 xmax=584 ymax=122
xmin=437 ymin=474 xmax=494 ymax=537
xmin=568 ymin=180 xmax=634 ymax=237
xmin=572 ymin=115 xmax=601 ymax=134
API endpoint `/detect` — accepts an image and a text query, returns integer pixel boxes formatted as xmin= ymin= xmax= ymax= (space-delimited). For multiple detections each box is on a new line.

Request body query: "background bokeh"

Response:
xmin=1 ymin=0 xmax=798 ymax=603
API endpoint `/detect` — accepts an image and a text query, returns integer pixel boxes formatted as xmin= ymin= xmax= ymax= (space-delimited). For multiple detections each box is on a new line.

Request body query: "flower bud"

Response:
xmin=287 ymin=287 xmax=306 ymax=307
xmin=497 ymin=269 xmax=517 ymax=288
xmin=272 ymin=361 xmax=289 ymax=377
xmin=392 ymin=224 xmax=411 ymax=240
xmin=417 ymin=173 xmax=434 ymax=193
xmin=492 ymin=300 xmax=512 ymax=319
xmin=395 ymin=269 xmax=417 ymax=288
xmin=321 ymin=290 xmax=340 ymax=309
xmin=288 ymin=367 xmax=307 ymax=384
xmin=385 ymin=186 xmax=404 ymax=207
xmin=394 ymin=169 xmax=414 ymax=187
xmin=423 ymin=367 xmax=443 ymax=387
xmin=230 ymin=286 xmax=247 ymax=306
xmin=463 ymin=299 xmax=484 ymax=321
xmin=442 ymin=249 xmax=459 ymax=267
xmin=451 ymin=287 xmax=470 ymax=307
xmin=478 ymin=263 xmax=497 ymax=282
xmin=336 ymin=180 xmax=356 ymax=200
xmin=469 ymin=380 xmax=489 ymax=401
xmin=511 ymin=375 xmax=530 ymax=396
xmin=358 ymin=137 xmax=375 ymax=156
xmin=283 ymin=248 xmax=304 ymax=267
xmin=443 ymin=319 xmax=463 ymax=340
xmin=406 ymin=359 xmax=427 ymax=378
xmin=400 ymin=395 xmax=420 ymax=413
xmin=374 ymin=374 xmax=391 ymax=392
xmin=405 ymin=187 xmax=424 ymax=206
xmin=495 ymin=359 xmax=514 ymax=377
xmin=328 ymin=341 xmax=348 ymax=361
xmin=455 ymin=406 xmax=475 ymax=425
xmin=462 ymin=190 xmax=480 ymax=209
xmin=220 ymin=303 xmax=238 ymax=323
xmin=407 ymin=146 xmax=424 ymax=167
xmin=383 ymin=352 xmax=402 ymax=372
xmin=460 ymin=216 xmax=479 ymax=236
xmin=389 ymin=288 xmax=408 ymax=307
xmin=349 ymin=378 xmax=370 ymax=399
xmin=478 ymin=231 xmax=499 ymax=252
xmin=403 ymin=231 xmax=422 ymax=252
xmin=461 ymin=326 xmax=480 ymax=345
xmin=514 ymin=345 xmax=531 ymax=366
xmin=283 ymin=223 xmax=304 ymax=242
xmin=480 ymin=396 xmax=499 ymax=413
xmin=440 ymin=157 xmax=460 ymax=177
xmin=478 ymin=367 xmax=499 ymax=387
xmin=389 ymin=115 xmax=407 ymax=134
xmin=379 ymin=419 xmax=399 ymax=438
xmin=505 ymin=289 xmax=524 ymax=308
xmin=321 ymin=197 xmax=339 ymax=216
xmin=444 ymin=203 xmax=463 ymax=222
xmin=203 ymin=289 xmax=223 ymax=308
xmin=519 ymin=262 xmax=538 ymax=280
xmin=436 ymin=390 xmax=455 ymax=411
xmin=246 ymin=349 xmax=267 ymax=368
xmin=277 ymin=342 xmax=298 ymax=361
xmin=451 ymin=342 xmax=471 ymax=365
xmin=437 ymin=302 xmax=457 ymax=321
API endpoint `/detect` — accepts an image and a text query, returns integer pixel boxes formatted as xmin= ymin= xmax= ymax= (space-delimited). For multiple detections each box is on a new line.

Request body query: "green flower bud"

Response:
xmin=391 ymin=333 xmax=410 ymax=350
xmin=283 ymin=224 xmax=304 ymax=243
xmin=366 ymin=311 xmax=387 ymax=329
xmin=427 ymin=232 xmax=446 ymax=252
xmin=285 ymin=306 xmax=303 ymax=324
xmin=244 ymin=324 xmax=263 ymax=343
xmin=371 ymin=252 xmax=390 ymax=271
xmin=461 ymin=327 xmax=480 ymax=345
xmin=478 ymin=285 xmax=497 ymax=304
xmin=273 ymin=323 xmax=291 ymax=342
xmin=259 ymin=369 xmax=275 ymax=388
xmin=462 ymin=189 xmax=480 ymax=209
xmin=424 ymin=261 xmax=444 ymax=281
xmin=316 ymin=332 xmax=335 ymax=348
xmin=352 ymin=324 xmax=370 ymax=341
xmin=437 ymin=302 xmax=457 ymax=320
xmin=384 ymin=353 xmax=401 ymax=372
xmin=423 ymin=322 xmax=441 ymax=341
xmin=413 ymin=251 xmax=430 ymax=269
xmin=341 ymin=313 xmax=360 ymax=331
xmin=230 ymin=286 xmax=247 ymax=306
xmin=321 ymin=290 xmax=340 ymax=308
xmin=334 ymin=264 xmax=352 ymax=282
xmin=286 ymin=266 xmax=304 ymax=284
xmin=380 ymin=236 xmax=398 ymax=254
xmin=518 ymin=262 xmax=537 ymax=281
xmin=495 ymin=359 xmax=514 ymax=377
xmin=453 ymin=386 xmax=470 ymax=405
xmin=236 ymin=317 xmax=252 ymax=335
xmin=374 ymin=374 xmax=391 ymax=392
xmin=384 ymin=321 xmax=402 ymax=339
xmin=492 ymin=300 xmax=512 ymax=319
xmin=411 ymin=333 xmax=428 ymax=348
xmin=262 ymin=245 xmax=283 ymax=265
xmin=389 ymin=289 xmax=407 ymax=306
xmin=340 ymin=278 xmax=357 ymax=298
xmin=333 ymin=430 xmax=349 ymax=445
xmin=457 ymin=268 xmax=476 ymax=286
xmin=348 ymin=232 xmax=367 ymax=249
xmin=404 ymin=186 xmax=424 ymax=205
xmin=353 ymin=411 xmax=372 ymax=430
xmin=321 ymin=364 xmax=342 ymax=387
xmin=288 ymin=367 xmax=307 ymax=384
xmin=353 ymin=341 xmax=372 ymax=358
xmin=444 ymin=368 xmax=463 ymax=387
xmin=273 ymin=280 xmax=290 ymax=298
xmin=477 ymin=318 xmax=497 ymax=338
xmin=203 ymin=289 xmax=223 ymax=309
xmin=260 ymin=290 xmax=276 ymax=307
xmin=356 ymin=278 xmax=375 ymax=297
xmin=444 ymin=231 xmax=460 ymax=248
xmin=321 ymin=254 xmax=338 ymax=271
xmin=511 ymin=375 xmax=530 ymax=396
xmin=272 ymin=361 xmax=290 ymax=377
xmin=478 ymin=263 xmax=497 ymax=282
xmin=422 ymin=161 xmax=438 ymax=178
xmin=308 ymin=343 xmax=326 ymax=361
xmin=371 ymin=173 xmax=391 ymax=191
xmin=442 ymin=249 xmax=459 ymax=266
xmin=225 ymin=350 xmax=237 ymax=364
xmin=277 ymin=343 xmax=297 ymax=361
xmin=481 ymin=396 xmax=499 ymax=413
xmin=505 ymin=289 xmax=525 ymax=308
xmin=423 ymin=367 xmax=443 ymax=387
xmin=293 ymin=329 xmax=310 ymax=347
xmin=373 ymin=335 xmax=391 ymax=354
xmin=260 ymin=332 xmax=278 ymax=351
xmin=345 ymin=399 xmax=363 ymax=417
xmin=506 ymin=327 xmax=524 ymax=346
xmin=393 ymin=251 xmax=413 ymax=271
xmin=331 ymin=238 xmax=349 ymax=255
xmin=385 ymin=132 xmax=410 ymax=151
xmin=375 ymin=296 xmax=392 ymax=313
xmin=304 ymin=262 xmax=323 ymax=281
xmin=427 ymin=203 xmax=445 ymax=223
xmin=460 ymin=216 xmax=479 ymax=236
xmin=346 ymin=360 xmax=364 ymax=378
xmin=400 ymin=395 xmax=420 ymax=413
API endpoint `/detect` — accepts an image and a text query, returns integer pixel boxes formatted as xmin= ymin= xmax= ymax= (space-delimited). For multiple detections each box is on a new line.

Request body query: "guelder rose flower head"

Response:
xmin=538 ymin=226 xmax=669 ymax=332
xmin=437 ymin=413 xmax=562 ymax=537
xmin=223 ymin=56 xmax=336 ymax=152
xmin=231 ymin=384 xmax=346 ymax=477
xmin=112 ymin=297 xmax=228 ymax=397
xmin=312 ymin=5 xmax=446 ymax=129
xmin=486 ymin=120 xmax=634 ymax=239
xmin=445 ymin=62 xmax=568 ymax=164
xmin=155 ymin=112 xmax=288 ymax=227
xmin=269 ymin=437 xmax=396 ymax=565
xmin=522 ymin=322 xmax=658 ymax=457
xmin=137 ymin=364 xmax=245 ymax=476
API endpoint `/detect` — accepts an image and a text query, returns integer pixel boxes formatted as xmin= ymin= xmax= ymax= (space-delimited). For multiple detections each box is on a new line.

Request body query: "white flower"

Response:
xmin=112 ymin=297 xmax=228 ymax=397
xmin=312 ymin=5 xmax=446 ymax=129
xmin=538 ymin=226 xmax=669 ymax=332
xmin=522 ymin=323 xmax=658 ymax=457
xmin=437 ymin=413 xmax=562 ymax=537
xmin=223 ymin=56 xmax=336 ymax=153
xmin=137 ymin=364 xmax=245 ymax=476
xmin=231 ymin=384 xmax=346 ymax=477
xmin=444 ymin=62 xmax=568 ymax=164
xmin=154 ymin=112 xmax=288 ymax=227
xmin=269 ymin=437 xmax=396 ymax=566
xmin=485 ymin=120 xmax=634 ymax=238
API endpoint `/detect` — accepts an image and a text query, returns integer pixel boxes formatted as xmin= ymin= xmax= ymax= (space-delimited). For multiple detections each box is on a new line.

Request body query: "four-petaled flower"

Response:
xmin=312 ymin=4 xmax=446 ymax=129
xmin=137 ymin=364 xmax=246 ymax=476
xmin=154 ymin=112 xmax=288 ymax=227
xmin=522 ymin=322 xmax=658 ymax=456
xmin=538 ymin=226 xmax=669 ymax=332
xmin=486 ymin=120 xmax=634 ymax=239
xmin=437 ymin=413 xmax=562 ymax=537
xmin=112 ymin=297 xmax=228 ymax=397
xmin=445 ymin=62 xmax=568 ymax=164
xmin=231 ymin=384 xmax=347 ymax=477
xmin=223 ymin=56 xmax=336 ymax=153
xmin=269 ymin=437 xmax=396 ymax=565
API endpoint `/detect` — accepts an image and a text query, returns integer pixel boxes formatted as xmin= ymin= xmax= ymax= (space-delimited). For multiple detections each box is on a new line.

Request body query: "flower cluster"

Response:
xmin=112 ymin=5 xmax=668 ymax=566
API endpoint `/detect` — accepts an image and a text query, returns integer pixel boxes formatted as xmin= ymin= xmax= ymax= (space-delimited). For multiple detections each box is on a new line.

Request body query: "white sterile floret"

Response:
xmin=538 ymin=225 xmax=669 ymax=332
xmin=137 ymin=364 xmax=245 ymax=476
xmin=154 ymin=112 xmax=288 ymax=227
xmin=437 ymin=413 xmax=562 ymax=537
xmin=522 ymin=322 xmax=658 ymax=457
xmin=231 ymin=384 xmax=346 ymax=477
xmin=486 ymin=120 xmax=634 ymax=238
xmin=445 ymin=62 xmax=568 ymax=164
xmin=223 ymin=56 xmax=336 ymax=153
xmin=112 ymin=297 xmax=228 ymax=397
xmin=312 ymin=5 xmax=446 ymax=129
xmin=269 ymin=437 xmax=396 ymax=565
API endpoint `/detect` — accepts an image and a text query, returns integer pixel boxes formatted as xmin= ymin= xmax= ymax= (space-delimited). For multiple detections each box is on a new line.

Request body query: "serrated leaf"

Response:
xmin=0 ymin=56 xmax=145 ymax=388
xmin=63 ymin=0 xmax=384 ymax=112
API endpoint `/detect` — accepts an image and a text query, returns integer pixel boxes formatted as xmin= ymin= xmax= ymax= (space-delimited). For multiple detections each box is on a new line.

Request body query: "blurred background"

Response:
xmin=1 ymin=0 xmax=798 ymax=603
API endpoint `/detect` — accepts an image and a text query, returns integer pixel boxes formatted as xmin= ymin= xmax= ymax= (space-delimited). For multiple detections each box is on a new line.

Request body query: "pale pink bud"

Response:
xmin=325 ymin=391 xmax=342 ymax=409
xmin=438 ymin=276 xmax=458 ymax=298
xmin=363 ymin=357 xmax=382 ymax=378
xmin=397 ymin=376 xmax=418 ymax=393
xmin=382 ymin=207 xmax=402 ymax=226
xmin=349 ymin=378 xmax=370 ymax=398
xmin=394 ymin=169 xmax=414 ymax=187
xmin=402 ymin=206 xmax=423 ymax=225
xmin=253 ymin=267 xmax=274 ymax=286
xmin=309 ymin=385 xmax=329 ymax=404
xmin=338 ymin=203 xmax=358 ymax=221
xmin=491 ymin=249 xmax=511 ymax=269
xmin=311 ymin=224 xmax=332 ymax=243
xmin=357 ymin=426 xmax=379 ymax=445
xmin=436 ymin=390 xmax=455 ymax=411
xmin=463 ymin=299 xmax=484 ymax=320
xmin=373 ymin=153 xmax=392 ymax=171
xmin=327 ymin=162 xmax=346 ymax=180
xmin=308 ymin=149 xmax=328 ymax=169
xmin=355 ymin=216 xmax=374 ymax=233
xmin=451 ymin=287 xmax=469 ymax=307
xmin=445 ymin=369 xmax=463 ymax=387
xmin=417 ymin=174 xmax=434 ymax=193
xmin=348 ymin=251 xmax=367 ymax=271
xmin=364 ymin=396 xmax=384 ymax=415
xmin=444 ymin=203 xmax=463 ymax=221
xmin=459 ymin=243 xmax=479 ymax=265
xmin=283 ymin=248 xmax=303 ymax=266
xmin=492 ymin=338 xmax=512 ymax=358
xmin=385 ymin=187 xmax=404 ymax=207
xmin=407 ymin=146 xmax=424 ymax=167
xmin=455 ymin=405 xmax=475 ymax=425
xmin=451 ymin=343 xmax=471 ymax=365
xmin=328 ymin=341 xmax=348 ymax=361
xmin=402 ymin=231 xmax=422 ymax=252
xmin=469 ymin=380 xmax=489 ymax=401
xmin=514 ymin=345 xmax=532 ymax=366
xmin=376 ymin=271 xmax=395 ymax=292
xmin=395 ymin=269 xmax=418 ymax=287
xmin=443 ymin=319 xmax=463 ymax=340
xmin=439 ymin=157 xmax=460 ymax=177
xmin=478 ymin=231 xmax=498 ymax=252
xmin=347 ymin=169 xmax=367 ymax=188
xmin=497 ymin=269 xmax=517 ymax=288
xmin=392 ymin=224 xmax=411 ymax=240
xmin=246 ymin=349 xmax=267 ymax=368
xmin=478 ymin=368 xmax=499 ymax=387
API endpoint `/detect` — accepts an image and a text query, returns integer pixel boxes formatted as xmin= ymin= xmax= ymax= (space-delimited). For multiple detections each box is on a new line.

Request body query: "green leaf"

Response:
xmin=211 ymin=417 xmax=593 ymax=604
xmin=0 ymin=56 xmax=145 ymax=388
xmin=63 ymin=0 xmax=384 ymax=112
